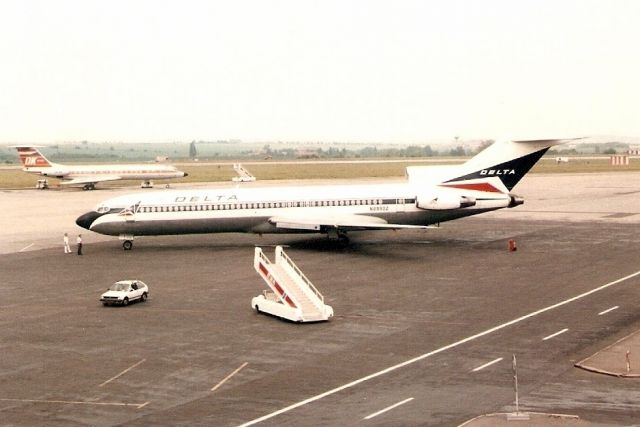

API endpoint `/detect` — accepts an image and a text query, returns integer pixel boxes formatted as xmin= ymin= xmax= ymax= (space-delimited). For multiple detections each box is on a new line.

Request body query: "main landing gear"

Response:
xmin=337 ymin=232 xmax=350 ymax=246
xmin=327 ymin=228 xmax=350 ymax=245
xmin=82 ymin=183 xmax=96 ymax=191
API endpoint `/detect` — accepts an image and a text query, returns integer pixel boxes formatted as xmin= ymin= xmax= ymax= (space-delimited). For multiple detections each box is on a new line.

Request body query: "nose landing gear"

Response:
xmin=119 ymin=235 xmax=135 ymax=250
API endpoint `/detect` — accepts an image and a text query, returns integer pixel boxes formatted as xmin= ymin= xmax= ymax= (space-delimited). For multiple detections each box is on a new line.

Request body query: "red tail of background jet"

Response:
xmin=15 ymin=146 xmax=52 ymax=168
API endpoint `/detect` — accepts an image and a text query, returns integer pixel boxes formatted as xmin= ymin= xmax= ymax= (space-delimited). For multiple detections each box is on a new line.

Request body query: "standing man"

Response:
xmin=77 ymin=234 xmax=83 ymax=255
xmin=63 ymin=233 xmax=71 ymax=254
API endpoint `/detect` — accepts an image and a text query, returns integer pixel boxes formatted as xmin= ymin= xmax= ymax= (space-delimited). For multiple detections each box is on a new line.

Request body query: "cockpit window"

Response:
xmin=96 ymin=205 xmax=110 ymax=213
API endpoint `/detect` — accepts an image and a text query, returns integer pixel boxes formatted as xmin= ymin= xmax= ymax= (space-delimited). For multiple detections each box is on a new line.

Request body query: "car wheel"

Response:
xmin=102 ymin=302 xmax=108 ymax=306
xmin=141 ymin=293 xmax=147 ymax=302
xmin=255 ymin=305 xmax=260 ymax=314
xmin=122 ymin=297 xmax=129 ymax=306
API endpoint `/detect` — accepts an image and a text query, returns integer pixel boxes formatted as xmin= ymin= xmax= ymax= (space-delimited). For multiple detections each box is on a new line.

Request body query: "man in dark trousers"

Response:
xmin=77 ymin=234 xmax=83 ymax=255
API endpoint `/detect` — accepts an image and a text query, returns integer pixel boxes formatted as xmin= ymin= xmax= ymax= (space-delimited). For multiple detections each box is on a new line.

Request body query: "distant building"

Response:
xmin=611 ymin=155 xmax=629 ymax=166
xmin=628 ymin=146 xmax=640 ymax=155
xmin=295 ymin=148 xmax=319 ymax=159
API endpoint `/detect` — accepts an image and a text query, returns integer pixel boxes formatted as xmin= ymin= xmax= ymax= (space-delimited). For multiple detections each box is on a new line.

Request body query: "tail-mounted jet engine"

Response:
xmin=508 ymin=194 xmax=524 ymax=207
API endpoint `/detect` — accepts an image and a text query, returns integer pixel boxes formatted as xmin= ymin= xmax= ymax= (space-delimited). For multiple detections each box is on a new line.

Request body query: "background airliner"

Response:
xmin=13 ymin=146 xmax=187 ymax=190
xmin=77 ymin=139 xmax=570 ymax=250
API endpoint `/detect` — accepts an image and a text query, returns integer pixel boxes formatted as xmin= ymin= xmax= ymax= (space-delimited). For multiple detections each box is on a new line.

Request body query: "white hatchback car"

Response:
xmin=100 ymin=280 xmax=149 ymax=306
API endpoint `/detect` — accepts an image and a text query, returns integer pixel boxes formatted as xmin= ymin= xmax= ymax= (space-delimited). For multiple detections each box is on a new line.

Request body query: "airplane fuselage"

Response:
xmin=77 ymin=182 xmax=513 ymax=237
xmin=23 ymin=163 xmax=185 ymax=181
xmin=76 ymin=138 xmax=573 ymax=249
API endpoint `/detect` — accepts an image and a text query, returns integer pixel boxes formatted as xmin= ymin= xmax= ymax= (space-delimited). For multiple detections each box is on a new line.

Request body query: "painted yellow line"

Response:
xmin=99 ymin=358 xmax=146 ymax=387
xmin=0 ymin=398 xmax=149 ymax=409
xmin=211 ymin=362 xmax=248 ymax=392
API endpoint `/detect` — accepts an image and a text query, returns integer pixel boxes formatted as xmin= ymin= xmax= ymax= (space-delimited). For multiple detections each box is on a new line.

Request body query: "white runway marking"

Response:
xmin=211 ymin=362 xmax=248 ymax=392
xmin=363 ymin=397 xmax=414 ymax=420
xmin=99 ymin=358 xmax=146 ymax=387
xmin=19 ymin=243 xmax=34 ymax=252
xmin=543 ymin=328 xmax=569 ymax=341
xmin=471 ymin=357 xmax=503 ymax=372
xmin=598 ymin=305 xmax=619 ymax=315
xmin=238 ymin=269 xmax=640 ymax=427
xmin=0 ymin=397 xmax=149 ymax=409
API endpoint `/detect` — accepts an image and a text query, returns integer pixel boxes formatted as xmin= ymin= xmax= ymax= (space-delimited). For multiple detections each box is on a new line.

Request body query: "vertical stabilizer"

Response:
xmin=14 ymin=146 xmax=53 ymax=168
xmin=444 ymin=139 xmax=575 ymax=191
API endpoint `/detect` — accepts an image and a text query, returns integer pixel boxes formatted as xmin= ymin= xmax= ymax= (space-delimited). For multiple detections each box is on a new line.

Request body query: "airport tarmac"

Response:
xmin=2 ymin=173 xmax=640 ymax=426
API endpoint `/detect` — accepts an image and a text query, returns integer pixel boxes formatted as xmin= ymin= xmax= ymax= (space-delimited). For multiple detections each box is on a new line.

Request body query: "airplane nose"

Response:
xmin=76 ymin=211 xmax=102 ymax=230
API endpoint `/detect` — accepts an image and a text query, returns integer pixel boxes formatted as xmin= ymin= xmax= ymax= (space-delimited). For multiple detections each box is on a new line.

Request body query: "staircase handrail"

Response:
xmin=254 ymin=246 xmax=270 ymax=269
xmin=276 ymin=246 xmax=324 ymax=304
xmin=254 ymin=247 xmax=302 ymax=311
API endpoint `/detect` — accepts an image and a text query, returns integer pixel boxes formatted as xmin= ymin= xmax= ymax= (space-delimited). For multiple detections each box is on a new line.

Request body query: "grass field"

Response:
xmin=1 ymin=157 xmax=638 ymax=189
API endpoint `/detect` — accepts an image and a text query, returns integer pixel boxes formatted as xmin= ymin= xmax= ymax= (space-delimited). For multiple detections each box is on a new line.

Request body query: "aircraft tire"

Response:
xmin=337 ymin=234 xmax=350 ymax=246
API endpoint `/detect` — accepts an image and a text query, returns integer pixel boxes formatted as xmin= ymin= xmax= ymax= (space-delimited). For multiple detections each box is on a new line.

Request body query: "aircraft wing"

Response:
xmin=60 ymin=176 xmax=122 ymax=186
xmin=269 ymin=214 xmax=433 ymax=231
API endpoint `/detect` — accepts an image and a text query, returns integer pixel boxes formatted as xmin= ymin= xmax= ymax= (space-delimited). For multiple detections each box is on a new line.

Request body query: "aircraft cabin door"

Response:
xmin=124 ymin=202 xmax=141 ymax=222
xmin=396 ymin=198 xmax=406 ymax=213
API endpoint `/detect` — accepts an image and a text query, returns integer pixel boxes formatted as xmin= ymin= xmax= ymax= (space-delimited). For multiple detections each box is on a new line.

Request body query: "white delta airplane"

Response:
xmin=13 ymin=146 xmax=187 ymax=190
xmin=77 ymin=138 xmax=568 ymax=250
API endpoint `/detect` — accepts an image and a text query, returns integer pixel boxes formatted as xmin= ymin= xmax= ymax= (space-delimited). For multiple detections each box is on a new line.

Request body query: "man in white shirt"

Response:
xmin=63 ymin=233 xmax=71 ymax=254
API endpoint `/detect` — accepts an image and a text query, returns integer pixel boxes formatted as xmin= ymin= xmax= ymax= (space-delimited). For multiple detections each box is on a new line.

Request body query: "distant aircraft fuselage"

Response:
xmin=13 ymin=146 xmax=187 ymax=190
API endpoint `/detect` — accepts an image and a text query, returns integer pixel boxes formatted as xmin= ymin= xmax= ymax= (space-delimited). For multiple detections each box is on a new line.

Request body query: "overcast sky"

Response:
xmin=1 ymin=0 xmax=638 ymax=143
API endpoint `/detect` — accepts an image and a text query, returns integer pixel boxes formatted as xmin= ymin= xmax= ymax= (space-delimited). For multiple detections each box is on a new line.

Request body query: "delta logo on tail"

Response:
xmin=444 ymin=147 xmax=550 ymax=191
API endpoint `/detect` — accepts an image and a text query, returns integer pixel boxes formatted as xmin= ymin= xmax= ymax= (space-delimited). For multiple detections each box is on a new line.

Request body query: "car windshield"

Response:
xmin=109 ymin=282 xmax=129 ymax=291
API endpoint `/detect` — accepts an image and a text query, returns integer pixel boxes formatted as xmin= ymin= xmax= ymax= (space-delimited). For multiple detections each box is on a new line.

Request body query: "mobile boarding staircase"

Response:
xmin=252 ymin=246 xmax=334 ymax=322
xmin=232 ymin=163 xmax=256 ymax=182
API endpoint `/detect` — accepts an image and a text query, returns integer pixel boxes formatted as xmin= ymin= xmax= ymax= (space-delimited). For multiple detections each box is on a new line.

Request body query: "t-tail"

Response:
xmin=444 ymin=138 xmax=580 ymax=191
xmin=14 ymin=146 xmax=53 ymax=169
xmin=407 ymin=138 xmax=579 ymax=211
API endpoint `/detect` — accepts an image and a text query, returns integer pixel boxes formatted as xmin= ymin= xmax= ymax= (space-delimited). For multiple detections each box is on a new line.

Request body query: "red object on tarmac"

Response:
xmin=508 ymin=239 xmax=517 ymax=252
